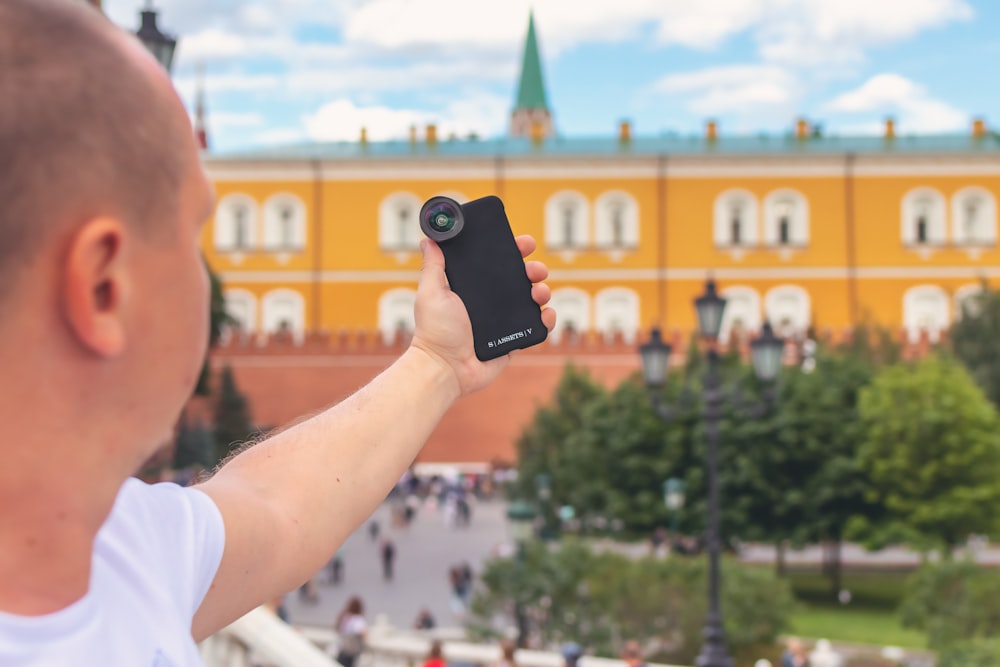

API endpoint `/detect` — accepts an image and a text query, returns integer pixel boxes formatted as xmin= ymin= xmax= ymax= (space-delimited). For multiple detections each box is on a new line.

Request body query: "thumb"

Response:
xmin=419 ymin=238 xmax=448 ymax=290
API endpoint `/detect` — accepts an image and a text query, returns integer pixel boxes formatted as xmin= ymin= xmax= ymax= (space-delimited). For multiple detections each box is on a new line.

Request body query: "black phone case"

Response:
xmin=437 ymin=196 xmax=547 ymax=361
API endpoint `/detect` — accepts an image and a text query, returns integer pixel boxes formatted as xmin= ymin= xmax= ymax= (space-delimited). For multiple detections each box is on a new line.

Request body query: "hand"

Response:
xmin=410 ymin=235 xmax=556 ymax=396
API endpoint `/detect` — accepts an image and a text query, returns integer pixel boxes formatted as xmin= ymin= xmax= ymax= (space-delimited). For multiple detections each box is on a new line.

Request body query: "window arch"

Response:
xmin=901 ymin=188 xmax=947 ymax=246
xmin=952 ymin=187 xmax=997 ymax=246
xmin=379 ymin=192 xmax=422 ymax=251
xmin=261 ymin=289 xmax=305 ymax=342
xmin=594 ymin=191 xmax=639 ymax=249
xmin=214 ymin=194 xmax=258 ymax=251
xmin=714 ymin=189 xmax=759 ymax=247
xmin=263 ymin=194 xmax=307 ymax=251
xmin=549 ymin=288 xmax=591 ymax=342
xmin=545 ymin=191 xmax=590 ymax=250
xmin=223 ymin=289 xmax=257 ymax=337
xmin=719 ymin=286 xmax=762 ymax=344
xmin=764 ymin=285 xmax=811 ymax=338
xmin=954 ymin=283 xmax=986 ymax=320
xmin=903 ymin=285 xmax=949 ymax=342
xmin=594 ymin=288 xmax=640 ymax=343
xmin=763 ymin=189 xmax=809 ymax=246
xmin=378 ymin=289 xmax=417 ymax=344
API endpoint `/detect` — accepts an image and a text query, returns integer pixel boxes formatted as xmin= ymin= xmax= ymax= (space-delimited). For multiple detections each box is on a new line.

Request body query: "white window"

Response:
xmin=545 ymin=191 xmax=590 ymax=250
xmin=261 ymin=289 xmax=305 ymax=342
xmin=951 ymin=187 xmax=997 ymax=246
xmin=954 ymin=283 xmax=986 ymax=320
xmin=214 ymin=194 xmax=258 ymax=252
xmin=764 ymin=285 xmax=811 ymax=338
xmin=763 ymin=190 xmax=809 ymax=247
xmin=549 ymin=288 xmax=591 ymax=342
xmin=714 ymin=189 xmax=758 ymax=247
xmin=901 ymin=188 xmax=947 ymax=246
xmin=594 ymin=288 xmax=640 ymax=343
xmin=903 ymin=285 xmax=949 ymax=342
xmin=594 ymin=191 xmax=639 ymax=249
xmin=379 ymin=192 xmax=422 ymax=251
xmin=378 ymin=289 xmax=417 ymax=344
xmin=223 ymin=289 xmax=257 ymax=337
xmin=719 ymin=286 xmax=762 ymax=344
xmin=263 ymin=194 xmax=306 ymax=251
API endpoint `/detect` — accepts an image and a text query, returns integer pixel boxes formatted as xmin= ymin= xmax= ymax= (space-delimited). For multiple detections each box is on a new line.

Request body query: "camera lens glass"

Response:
xmin=427 ymin=204 xmax=458 ymax=232
xmin=419 ymin=196 xmax=464 ymax=241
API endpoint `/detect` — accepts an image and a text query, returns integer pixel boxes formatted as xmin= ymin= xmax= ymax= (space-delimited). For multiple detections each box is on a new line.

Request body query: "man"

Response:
xmin=0 ymin=1 xmax=556 ymax=664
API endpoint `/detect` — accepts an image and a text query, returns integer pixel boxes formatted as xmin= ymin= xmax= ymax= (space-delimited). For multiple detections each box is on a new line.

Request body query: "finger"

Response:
xmin=541 ymin=306 xmax=557 ymax=332
xmin=531 ymin=282 xmax=551 ymax=307
xmin=419 ymin=238 xmax=448 ymax=290
xmin=525 ymin=261 xmax=548 ymax=283
xmin=515 ymin=235 xmax=537 ymax=258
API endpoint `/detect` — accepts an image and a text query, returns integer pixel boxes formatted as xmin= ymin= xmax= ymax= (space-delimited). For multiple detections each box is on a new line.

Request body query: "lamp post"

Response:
xmin=663 ymin=477 xmax=686 ymax=544
xmin=507 ymin=500 xmax=537 ymax=649
xmin=534 ymin=473 xmax=553 ymax=540
xmin=639 ymin=279 xmax=784 ymax=667
xmin=134 ymin=0 xmax=178 ymax=74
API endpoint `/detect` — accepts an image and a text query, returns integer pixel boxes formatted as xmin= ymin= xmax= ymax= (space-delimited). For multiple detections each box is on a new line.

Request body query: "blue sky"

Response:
xmin=103 ymin=0 xmax=998 ymax=153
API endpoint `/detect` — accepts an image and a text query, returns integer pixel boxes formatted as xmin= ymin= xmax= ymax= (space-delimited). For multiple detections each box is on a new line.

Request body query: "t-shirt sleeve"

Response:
xmin=104 ymin=479 xmax=226 ymax=620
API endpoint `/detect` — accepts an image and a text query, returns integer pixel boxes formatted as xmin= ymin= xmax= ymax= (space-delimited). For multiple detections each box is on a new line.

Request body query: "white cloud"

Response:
xmin=825 ymin=73 xmax=968 ymax=133
xmin=653 ymin=65 xmax=798 ymax=116
xmin=303 ymin=93 xmax=508 ymax=142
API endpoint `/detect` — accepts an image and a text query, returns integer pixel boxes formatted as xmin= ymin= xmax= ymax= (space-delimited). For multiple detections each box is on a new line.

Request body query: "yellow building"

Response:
xmin=201 ymin=19 xmax=1000 ymax=350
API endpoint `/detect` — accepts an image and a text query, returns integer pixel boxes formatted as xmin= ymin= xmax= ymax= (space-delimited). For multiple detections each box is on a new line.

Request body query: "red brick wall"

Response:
xmin=209 ymin=327 xmax=938 ymax=467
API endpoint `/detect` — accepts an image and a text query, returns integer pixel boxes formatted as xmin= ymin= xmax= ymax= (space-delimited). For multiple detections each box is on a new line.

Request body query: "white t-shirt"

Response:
xmin=0 ymin=478 xmax=226 ymax=666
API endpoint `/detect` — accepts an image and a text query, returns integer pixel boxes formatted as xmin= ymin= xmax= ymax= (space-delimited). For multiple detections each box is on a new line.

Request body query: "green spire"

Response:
xmin=515 ymin=11 xmax=548 ymax=111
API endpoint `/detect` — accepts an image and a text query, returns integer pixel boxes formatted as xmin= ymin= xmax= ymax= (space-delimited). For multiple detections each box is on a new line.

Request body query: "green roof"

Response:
xmin=211 ymin=132 xmax=1000 ymax=162
xmin=515 ymin=11 xmax=548 ymax=111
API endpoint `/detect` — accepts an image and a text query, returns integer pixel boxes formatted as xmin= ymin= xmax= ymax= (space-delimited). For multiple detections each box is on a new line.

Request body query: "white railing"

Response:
xmin=201 ymin=608 xmax=688 ymax=667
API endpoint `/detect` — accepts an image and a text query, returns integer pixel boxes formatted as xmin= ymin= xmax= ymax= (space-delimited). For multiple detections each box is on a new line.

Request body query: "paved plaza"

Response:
xmin=283 ymin=497 xmax=514 ymax=632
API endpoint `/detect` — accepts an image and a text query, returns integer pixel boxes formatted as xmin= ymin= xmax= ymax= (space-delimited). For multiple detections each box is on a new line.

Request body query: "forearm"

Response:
xmin=206 ymin=346 xmax=460 ymax=576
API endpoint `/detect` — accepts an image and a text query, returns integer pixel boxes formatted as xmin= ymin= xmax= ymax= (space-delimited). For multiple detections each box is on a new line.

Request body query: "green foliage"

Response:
xmin=195 ymin=258 xmax=232 ymax=397
xmin=467 ymin=542 xmax=795 ymax=664
xmin=173 ymin=415 xmax=217 ymax=471
xmin=951 ymin=281 xmax=1000 ymax=408
xmin=937 ymin=638 xmax=1000 ymax=667
xmin=213 ymin=365 xmax=257 ymax=463
xmin=855 ymin=355 xmax=1000 ymax=551
xmin=899 ymin=560 xmax=1000 ymax=650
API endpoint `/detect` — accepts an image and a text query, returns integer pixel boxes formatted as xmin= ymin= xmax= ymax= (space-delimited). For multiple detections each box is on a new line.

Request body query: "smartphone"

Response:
xmin=419 ymin=195 xmax=548 ymax=361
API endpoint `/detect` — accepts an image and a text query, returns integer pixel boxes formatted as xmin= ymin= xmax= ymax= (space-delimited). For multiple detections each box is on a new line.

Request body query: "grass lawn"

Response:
xmin=789 ymin=603 xmax=926 ymax=648
xmin=786 ymin=568 xmax=913 ymax=608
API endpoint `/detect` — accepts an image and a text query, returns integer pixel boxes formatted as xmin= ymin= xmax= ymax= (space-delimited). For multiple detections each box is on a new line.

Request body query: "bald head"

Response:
xmin=0 ymin=0 xmax=192 ymax=302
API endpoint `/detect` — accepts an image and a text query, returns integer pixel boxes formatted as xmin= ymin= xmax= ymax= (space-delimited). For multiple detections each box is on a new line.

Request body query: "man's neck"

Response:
xmin=0 ymin=459 xmax=125 ymax=616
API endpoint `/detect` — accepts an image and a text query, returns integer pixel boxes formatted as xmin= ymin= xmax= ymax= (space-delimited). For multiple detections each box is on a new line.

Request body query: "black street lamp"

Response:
xmin=638 ymin=279 xmax=783 ymax=667
xmin=507 ymin=500 xmax=537 ymax=649
xmin=135 ymin=0 xmax=178 ymax=74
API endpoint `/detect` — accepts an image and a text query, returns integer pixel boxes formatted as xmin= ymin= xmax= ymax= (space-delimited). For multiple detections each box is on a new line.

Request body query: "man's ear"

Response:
xmin=62 ymin=218 xmax=128 ymax=358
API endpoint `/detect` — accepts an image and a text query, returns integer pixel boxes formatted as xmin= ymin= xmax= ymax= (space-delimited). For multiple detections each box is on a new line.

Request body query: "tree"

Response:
xmin=951 ymin=281 xmax=1000 ymax=408
xmin=173 ymin=413 xmax=217 ymax=472
xmin=213 ymin=365 xmax=257 ymax=464
xmin=854 ymin=354 xmax=1000 ymax=552
xmin=195 ymin=258 xmax=232 ymax=396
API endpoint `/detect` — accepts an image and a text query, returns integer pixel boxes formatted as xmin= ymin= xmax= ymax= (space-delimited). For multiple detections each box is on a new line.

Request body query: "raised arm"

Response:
xmin=192 ymin=236 xmax=554 ymax=639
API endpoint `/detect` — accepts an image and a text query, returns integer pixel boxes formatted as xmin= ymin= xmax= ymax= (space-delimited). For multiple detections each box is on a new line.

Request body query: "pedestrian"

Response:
xmin=620 ymin=640 xmax=646 ymax=667
xmin=781 ymin=637 xmax=810 ymax=667
xmin=328 ymin=547 xmax=344 ymax=585
xmin=369 ymin=519 xmax=381 ymax=542
xmin=494 ymin=639 xmax=518 ymax=667
xmin=423 ymin=639 xmax=447 ymax=667
xmin=414 ymin=607 xmax=437 ymax=630
xmin=334 ymin=596 xmax=368 ymax=667
xmin=382 ymin=538 xmax=397 ymax=581
xmin=561 ymin=642 xmax=583 ymax=667
xmin=0 ymin=2 xmax=553 ymax=663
